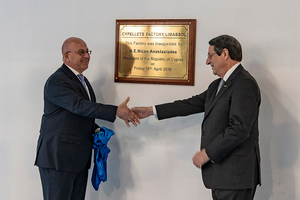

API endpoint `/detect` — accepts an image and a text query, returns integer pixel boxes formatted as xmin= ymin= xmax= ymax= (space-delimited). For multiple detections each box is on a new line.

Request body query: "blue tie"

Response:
xmin=77 ymin=74 xmax=88 ymax=94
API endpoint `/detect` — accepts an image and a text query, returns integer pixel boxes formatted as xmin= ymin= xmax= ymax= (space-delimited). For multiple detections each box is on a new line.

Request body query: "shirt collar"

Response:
xmin=66 ymin=65 xmax=84 ymax=77
xmin=223 ymin=62 xmax=240 ymax=82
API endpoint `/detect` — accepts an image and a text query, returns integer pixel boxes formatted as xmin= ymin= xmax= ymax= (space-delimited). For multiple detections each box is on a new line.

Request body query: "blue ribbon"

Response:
xmin=91 ymin=127 xmax=115 ymax=191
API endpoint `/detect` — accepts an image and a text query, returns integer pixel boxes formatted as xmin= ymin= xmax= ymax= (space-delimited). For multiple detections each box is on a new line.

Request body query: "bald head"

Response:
xmin=62 ymin=37 xmax=86 ymax=55
xmin=62 ymin=37 xmax=90 ymax=73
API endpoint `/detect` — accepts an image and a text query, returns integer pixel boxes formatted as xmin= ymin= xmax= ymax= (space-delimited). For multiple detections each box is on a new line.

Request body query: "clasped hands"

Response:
xmin=116 ymin=97 xmax=141 ymax=128
xmin=117 ymin=100 xmax=155 ymax=127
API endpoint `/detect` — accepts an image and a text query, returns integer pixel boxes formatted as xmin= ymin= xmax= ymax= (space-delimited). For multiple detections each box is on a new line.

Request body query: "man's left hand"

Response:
xmin=193 ymin=148 xmax=210 ymax=168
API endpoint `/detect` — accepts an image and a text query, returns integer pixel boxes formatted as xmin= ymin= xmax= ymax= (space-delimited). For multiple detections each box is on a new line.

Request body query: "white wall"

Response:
xmin=1 ymin=0 xmax=300 ymax=199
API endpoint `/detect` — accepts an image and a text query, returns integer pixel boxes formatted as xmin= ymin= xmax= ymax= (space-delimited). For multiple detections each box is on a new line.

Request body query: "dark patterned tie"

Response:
xmin=216 ymin=79 xmax=225 ymax=95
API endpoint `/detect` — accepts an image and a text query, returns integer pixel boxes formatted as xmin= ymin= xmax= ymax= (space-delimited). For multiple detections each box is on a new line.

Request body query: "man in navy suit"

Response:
xmin=132 ymin=35 xmax=261 ymax=200
xmin=35 ymin=37 xmax=140 ymax=200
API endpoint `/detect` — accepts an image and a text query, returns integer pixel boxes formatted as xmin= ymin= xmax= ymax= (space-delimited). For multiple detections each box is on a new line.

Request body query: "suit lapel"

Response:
xmin=60 ymin=64 xmax=91 ymax=100
xmin=206 ymin=79 xmax=220 ymax=107
xmin=77 ymin=80 xmax=90 ymax=100
xmin=204 ymin=80 xmax=231 ymax=119
xmin=84 ymin=77 xmax=96 ymax=102
xmin=204 ymin=65 xmax=244 ymax=120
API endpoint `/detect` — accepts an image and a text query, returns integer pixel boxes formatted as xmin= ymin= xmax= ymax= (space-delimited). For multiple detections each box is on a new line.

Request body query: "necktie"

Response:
xmin=77 ymin=74 xmax=88 ymax=94
xmin=216 ymin=79 xmax=225 ymax=95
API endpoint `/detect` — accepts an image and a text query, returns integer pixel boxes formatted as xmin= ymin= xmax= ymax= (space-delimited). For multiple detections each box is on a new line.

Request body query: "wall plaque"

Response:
xmin=114 ymin=19 xmax=196 ymax=85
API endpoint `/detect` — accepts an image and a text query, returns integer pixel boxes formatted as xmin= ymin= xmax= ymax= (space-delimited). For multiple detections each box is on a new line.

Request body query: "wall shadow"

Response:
xmin=247 ymin=49 xmax=299 ymax=200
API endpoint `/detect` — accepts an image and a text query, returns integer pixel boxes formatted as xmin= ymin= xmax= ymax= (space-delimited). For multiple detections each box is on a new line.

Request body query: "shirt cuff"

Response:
xmin=152 ymin=105 xmax=158 ymax=120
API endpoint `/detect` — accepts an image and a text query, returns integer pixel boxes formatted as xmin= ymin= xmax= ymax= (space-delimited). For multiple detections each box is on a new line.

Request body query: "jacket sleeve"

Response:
xmin=44 ymin=72 xmax=117 ymax=122
xmin=155 ymin=91 xmax=207 ymax=120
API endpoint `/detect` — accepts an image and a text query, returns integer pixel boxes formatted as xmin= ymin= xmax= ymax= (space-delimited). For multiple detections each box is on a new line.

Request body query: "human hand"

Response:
xmin=116 ymin=97 xmax=140 ymax=127
xmin=131 ymin=106 xmax=154 ymax=119
xmin=192 ymin=149 xmax=210 ymax=168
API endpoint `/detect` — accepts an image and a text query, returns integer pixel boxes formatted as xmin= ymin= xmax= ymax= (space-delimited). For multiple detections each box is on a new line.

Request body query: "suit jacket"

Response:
xmin=34 ymin=64 xmax=118 ymax=173
xmin=156 ymin=65 xmax=261 ymax=189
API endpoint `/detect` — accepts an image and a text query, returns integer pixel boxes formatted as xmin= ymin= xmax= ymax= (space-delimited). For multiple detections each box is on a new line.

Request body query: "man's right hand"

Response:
xmin=116 ymin=97 xmax=140 ymax=127
xmin=131 ymin=106 xmax=154 ymax=119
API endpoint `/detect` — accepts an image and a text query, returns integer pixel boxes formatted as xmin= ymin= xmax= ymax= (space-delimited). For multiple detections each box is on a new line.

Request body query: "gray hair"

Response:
xmin=209 ymin=35 xmax=242 ymax=61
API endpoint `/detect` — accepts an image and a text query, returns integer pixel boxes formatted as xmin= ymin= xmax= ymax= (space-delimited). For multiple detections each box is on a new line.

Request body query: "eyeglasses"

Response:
xmin=207 ymin=52 xmax=216 ymax=59
xmin=68 ymin=49 xmax=92 ymax=56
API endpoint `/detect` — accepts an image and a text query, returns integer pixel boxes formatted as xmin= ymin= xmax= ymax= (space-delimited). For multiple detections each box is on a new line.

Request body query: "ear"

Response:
xmin=63 ymin=52 xmax=70 ymax=63
xmin=222 ymin=48 xmax=230 ymax=60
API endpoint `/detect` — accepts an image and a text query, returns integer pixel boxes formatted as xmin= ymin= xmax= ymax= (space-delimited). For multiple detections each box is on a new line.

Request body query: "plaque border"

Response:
xmin=114 ymin=19 xmax=196 ymax=85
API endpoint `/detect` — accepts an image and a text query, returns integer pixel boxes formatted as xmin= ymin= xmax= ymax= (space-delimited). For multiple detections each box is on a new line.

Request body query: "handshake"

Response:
xmin=116 ymin=97 xmax=153 ymax=127
xmin=116 ymin=96 xmax=210 ymax=168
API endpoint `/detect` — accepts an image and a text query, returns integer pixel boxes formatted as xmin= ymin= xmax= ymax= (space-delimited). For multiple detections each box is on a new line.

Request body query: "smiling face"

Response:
xmin=63 ymin=38 xmax=90 ymax=74
xmin=206 ymin=45 xmax=227 ymax=78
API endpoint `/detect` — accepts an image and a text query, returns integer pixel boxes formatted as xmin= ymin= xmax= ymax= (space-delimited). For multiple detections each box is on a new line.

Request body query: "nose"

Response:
xmin=206 ymin=58 xmax=210 ymax=65
xmin=84 ymin=52 xmax=90 ymax=59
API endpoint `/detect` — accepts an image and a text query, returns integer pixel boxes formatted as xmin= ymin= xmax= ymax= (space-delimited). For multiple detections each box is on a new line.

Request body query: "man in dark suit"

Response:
xmin=132 ymin=35 xmax=261 ymax=200
xmin=35 ymin=37 xmax=140 ymax=200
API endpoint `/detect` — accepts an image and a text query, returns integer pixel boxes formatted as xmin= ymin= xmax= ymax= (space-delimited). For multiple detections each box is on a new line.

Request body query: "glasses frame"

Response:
xmin=207 ymin=52 xmax=216 ymax=59
xmin=68 ymin=49 xmax=92 ymax=56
